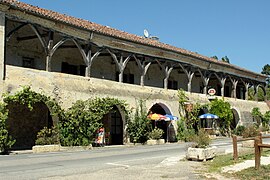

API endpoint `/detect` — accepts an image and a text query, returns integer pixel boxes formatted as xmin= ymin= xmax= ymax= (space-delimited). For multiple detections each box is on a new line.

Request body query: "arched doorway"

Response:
xmin=102 ymin=106 xmax=123 ymax=145
xmin=231 ymin=108 xmax=240 ymax=130
xmin=149 ymin=103 xmax=173 ymax=142
xmin=6 ymin=102 xmax=53 ymax=150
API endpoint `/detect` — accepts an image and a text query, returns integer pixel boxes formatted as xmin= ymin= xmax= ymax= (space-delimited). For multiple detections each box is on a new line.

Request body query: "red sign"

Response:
xmin=208 ymin=88 xmax=216 ymax=95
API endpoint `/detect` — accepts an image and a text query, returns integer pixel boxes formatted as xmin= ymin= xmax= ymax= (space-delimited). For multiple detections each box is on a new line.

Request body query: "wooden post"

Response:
xmin=232 ymin=135 xmax=238 ymax=161
xmin=254 ymin=137 xmax=261 ymax=170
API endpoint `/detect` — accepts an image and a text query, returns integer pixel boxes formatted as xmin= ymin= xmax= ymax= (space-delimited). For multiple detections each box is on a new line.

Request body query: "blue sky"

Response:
xmin=19 ymin=0 xmax=270 ymax=74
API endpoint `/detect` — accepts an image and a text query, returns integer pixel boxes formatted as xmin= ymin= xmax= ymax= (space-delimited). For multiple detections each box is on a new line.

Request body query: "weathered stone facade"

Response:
xmin=0 ymin=1 xmax=269 ymax=148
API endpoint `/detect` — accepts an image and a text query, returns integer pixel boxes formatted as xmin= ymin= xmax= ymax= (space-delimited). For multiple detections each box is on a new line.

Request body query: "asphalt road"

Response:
xmin=0 ymin=137 xmax=264 ymax=180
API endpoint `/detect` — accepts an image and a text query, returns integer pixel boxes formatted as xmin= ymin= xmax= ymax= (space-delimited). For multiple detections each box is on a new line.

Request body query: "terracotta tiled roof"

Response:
xmin=0 ymin=0 xmax=267 ymax=79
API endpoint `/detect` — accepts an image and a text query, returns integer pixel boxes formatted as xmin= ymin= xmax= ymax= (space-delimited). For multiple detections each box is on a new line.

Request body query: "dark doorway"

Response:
xmin=149 ymin=103 xmax=169 ymax=141
xmin=102 ymin=106 xmax=123 ymax=145
xmin=231 ymin=109 xmax=240 ymax=130
xmin=6 ymin=102 xmax=52 ymax=150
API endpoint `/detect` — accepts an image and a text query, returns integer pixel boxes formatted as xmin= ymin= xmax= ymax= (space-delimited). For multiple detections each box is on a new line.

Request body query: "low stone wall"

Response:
xmin=32 ymin=144 xmax=60 ymax=153
xmin=147 ymin=139 xmax=165 ymax=145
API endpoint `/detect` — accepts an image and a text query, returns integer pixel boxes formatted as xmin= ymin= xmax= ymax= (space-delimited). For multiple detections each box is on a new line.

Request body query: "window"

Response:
xmin=168 ymin=80 xmax=178 ymax=90
xmin=115 ymin=72 xmax=135 ymax=84
xmin=22 ymin=57 xmax=34 ymax=68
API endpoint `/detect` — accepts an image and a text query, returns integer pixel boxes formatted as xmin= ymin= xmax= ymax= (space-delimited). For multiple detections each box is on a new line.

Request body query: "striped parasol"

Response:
xmin=199 ymin=113 xmax=219 ymax=119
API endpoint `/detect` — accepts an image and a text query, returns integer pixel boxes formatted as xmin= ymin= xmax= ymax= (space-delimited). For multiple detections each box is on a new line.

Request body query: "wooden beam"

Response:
xmin=17 ymin=33 xmax=48 ymax=41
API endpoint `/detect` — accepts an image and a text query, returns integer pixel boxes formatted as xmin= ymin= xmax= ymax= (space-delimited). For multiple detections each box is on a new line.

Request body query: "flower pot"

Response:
xmin=186 ymin=146 xmax=217 ymax=161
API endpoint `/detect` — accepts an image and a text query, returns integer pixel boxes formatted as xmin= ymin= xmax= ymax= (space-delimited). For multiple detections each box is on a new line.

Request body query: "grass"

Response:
xmin=233 ymin=165 xmax=270 ymax=180
xmin=202 ymin=149 xmax=270 ymax=179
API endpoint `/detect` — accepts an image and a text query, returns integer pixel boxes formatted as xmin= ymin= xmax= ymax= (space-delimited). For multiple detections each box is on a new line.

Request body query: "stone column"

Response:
xmin=0 ymin=12 xmax=5 ymax=80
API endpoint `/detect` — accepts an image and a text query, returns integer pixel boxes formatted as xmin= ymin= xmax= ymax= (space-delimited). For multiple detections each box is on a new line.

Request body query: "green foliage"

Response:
xmin=0 ymin=103 xmax=15 ymax=154
xmin=248 ymin=87 xmax=270 ymax=101
xmin=261 ymin=64 xmax=270 ymax=86
xmin=211 ymin=56 xmax=218 ymax=60
xmin=35 ymin=126 xmax=60 ymax=145
xmin=177 ymin=89 xmax=188 ymax=114
xmin=185 ymin=103 xmax=202 ymax=129
xmin=1 ymin=86 xmax=64 ymax=150
xmin=176 ymin=118 xmax=196 ymax=142
xmin=221 ymin=56 xmax=230 ymax=63
xmin=127 ymin=100 xmax=152 ymax=143
xmin=232 ymin=125 xmax=246 ymax=136
xmin=3 ymin=86 xmax=64 ymax=118
xmin=263 ymin=111 xmax=270 ymax=126
xmin=209 ymin=98 xmax=233 ymax=135
xmin=148 ymin=128 xmax=164 ymax=140
xmin=251 ymin=107 xmax=263 ymax=125
xmin=60 ymin=97 xmax=129 ymax=146
xmin=192 ymin=129 xmax=211 ymax=148
xmin=242 ymin=125 xmax=260 ymax=138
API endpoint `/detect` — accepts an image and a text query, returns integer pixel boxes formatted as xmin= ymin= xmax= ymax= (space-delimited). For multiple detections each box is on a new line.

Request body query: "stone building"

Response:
xmin=0 ymin=0 xmax=269 ymax=149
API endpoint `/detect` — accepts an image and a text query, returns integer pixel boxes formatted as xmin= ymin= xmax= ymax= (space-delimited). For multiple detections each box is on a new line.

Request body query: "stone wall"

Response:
xmin=1 ymin=65 xmax=269 ymax=127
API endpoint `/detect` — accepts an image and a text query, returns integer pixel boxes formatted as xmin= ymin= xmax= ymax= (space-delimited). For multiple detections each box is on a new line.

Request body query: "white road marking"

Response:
xmin=106 ymin=162 xmax=130 ymax=168
xmin=155 ymin=155 xmax=185 ymax=167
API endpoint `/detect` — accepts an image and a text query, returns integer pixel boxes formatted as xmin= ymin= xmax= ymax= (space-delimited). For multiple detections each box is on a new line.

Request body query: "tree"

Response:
xmin=209 ymin=98 xmax=233 ymax=135
xmin=211 ymin=56 xmax=218 ymax=60
xmin=221 ymin=56 xmax=230 ymax=63
xmin=261 ymin=64 xmax=270 ymax=86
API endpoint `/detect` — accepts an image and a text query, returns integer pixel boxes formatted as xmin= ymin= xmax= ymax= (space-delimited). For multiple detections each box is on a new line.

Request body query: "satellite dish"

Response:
xmin=144 ymin=29 xmax=149 ymax=38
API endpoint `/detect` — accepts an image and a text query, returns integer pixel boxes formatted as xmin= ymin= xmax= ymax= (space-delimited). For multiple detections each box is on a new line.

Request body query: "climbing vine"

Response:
xmin=3 ymin=86 xmax=64 ymax=118
xmin=60 ymin=97 xmax=130 ymax=146
xmin=1 ymin=86 xmax=64 ymax=150
xmin=1 ymin=86 xmax=131 ymax=148
xmin=0 ymin=102 xmax=15 ymax=154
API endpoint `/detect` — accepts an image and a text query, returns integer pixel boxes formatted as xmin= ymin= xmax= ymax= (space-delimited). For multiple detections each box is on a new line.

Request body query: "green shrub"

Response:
xmin=176 ymin=119 xmax=196 ymax=142
xmin=263 ymin=111 xmax=270 ymax=127
xmin=233 ymin=125 xmax=246 ymax=136
xmin=35 ymin=126 xmax=60 ymax=145
xmin=242 ymin=125 xmax=260 ymax=138
xmin=127 ymin=100 xmax=151 ymax=143
xmin=60 ymin=97 xmax=128 ymax=146
xmin=209 ymin=99 xmax=233 ymax=135
xmin=192 ymin=129 xmax=211 ymax=148
xmin=0 ymin=103 xmax=15 ymax=154
xmin=148 ymin=128 xmax=164 ymax=140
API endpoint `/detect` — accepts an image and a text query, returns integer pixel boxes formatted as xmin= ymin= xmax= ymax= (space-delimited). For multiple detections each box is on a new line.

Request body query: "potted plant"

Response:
xmin=147 ymin=128 xmax=165 ymax=145
xmin=186 ymin=129 xmax=217 ymax=161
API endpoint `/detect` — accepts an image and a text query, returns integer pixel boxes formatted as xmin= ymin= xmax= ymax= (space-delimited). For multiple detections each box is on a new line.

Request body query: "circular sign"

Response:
xmin=208 ymin=88 xmax=216 ymax=96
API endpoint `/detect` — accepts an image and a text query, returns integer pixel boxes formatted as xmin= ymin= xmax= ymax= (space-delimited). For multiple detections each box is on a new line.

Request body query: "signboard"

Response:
xmin=95 ymin=127 xmax=105 ymax=146
xmin=208 ymin=88 xmax=216 ymax=96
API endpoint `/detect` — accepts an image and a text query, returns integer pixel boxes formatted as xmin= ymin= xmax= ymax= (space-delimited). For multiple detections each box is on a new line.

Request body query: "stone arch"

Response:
xmin=4 ymin=87 xmax=61 ymax=150
xmin=6 ymin=101 xmax=54 ymax=150
xmin=148 ymin=102 xmax=173 ymax=141
xmin=231 ymin=108 xmax=241 ymax=130
xmin=149 ymin=102 xmax=172 ymax=115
